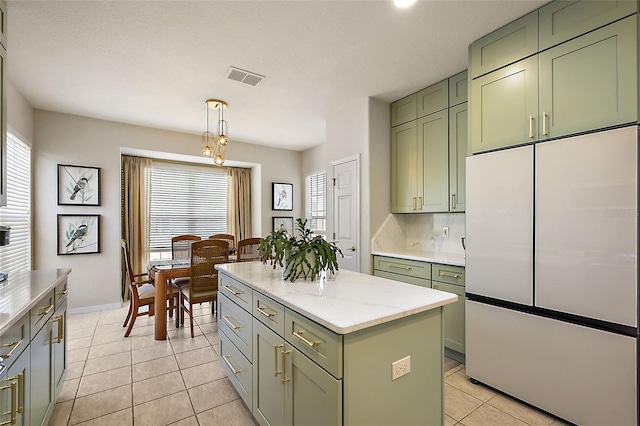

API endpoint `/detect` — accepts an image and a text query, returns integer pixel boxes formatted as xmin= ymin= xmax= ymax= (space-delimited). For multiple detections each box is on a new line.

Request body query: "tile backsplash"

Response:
xmin=372 ymin=213 xmax=466 ymax=255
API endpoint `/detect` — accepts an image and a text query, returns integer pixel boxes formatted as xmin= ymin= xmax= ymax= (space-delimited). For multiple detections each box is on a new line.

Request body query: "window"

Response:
xmin=0 ymin=133 xmax=31 ymax=273
xmin=149 ymin=161 xmax=227 ymax=257
xmin=305 ymin=171 xmax=326 ymax=234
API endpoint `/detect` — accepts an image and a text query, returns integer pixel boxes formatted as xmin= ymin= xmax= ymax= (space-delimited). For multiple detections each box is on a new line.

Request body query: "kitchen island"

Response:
xmin=215 ymin=262 xmax=456 ymax=426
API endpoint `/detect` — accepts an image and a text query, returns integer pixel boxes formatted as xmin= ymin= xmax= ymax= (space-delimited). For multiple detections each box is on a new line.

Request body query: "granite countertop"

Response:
xmin=0 ymin=269 xmax=71 ymax=335
xmin=216 ymin=262 xmax=457 ymax=334
xmin=371 ymin=248 xmax=465 ymax=267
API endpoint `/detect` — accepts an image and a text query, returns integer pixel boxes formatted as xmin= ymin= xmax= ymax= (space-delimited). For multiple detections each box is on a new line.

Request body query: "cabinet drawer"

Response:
xmin=373 ymin=256 xmax=431 ymax=280
xmin=30 ymin=290 xmax=55 ymax=339
xmin=449 ymin=70 xmax=468 ymax=106
xmin=391 ymin=94 xmax=417 ymax=127
xmin=220 ymin=334 xmax=252 ymax=409
xmin=218 ymin=293 xmax=253 ymax=361
xmin=219 ymin=274 xmax=253 ymax=312
xmin=284 ymin=308 xmax=342 ymax=379
xmin=470 ymin=10 xmax=538 ymax=79
xmin=416 ymin=79 xmax=448 ymax=117
xmin=54 ymin=279 xmax=69 ymax=310
xmin=373 ymin=270 xmax=431 ymax=288
xmin=539 ymin=0 xmax=637 ymax=51
xmin=0 ymin=313 xmax=29 ymax=364
xmin=253 ymin=292 xmax=285 ymax=336
xmin=432 ymin=264 xmax=465 ymax=286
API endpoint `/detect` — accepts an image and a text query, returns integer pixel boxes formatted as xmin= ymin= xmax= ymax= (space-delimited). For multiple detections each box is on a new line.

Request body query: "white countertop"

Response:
xmin=0 ymin=269 xmax=71 ymax=335
xmin=216 ymin=262 xmax=457 ymax=334
xmin=372 ymin=249 xmax=465 ymax=267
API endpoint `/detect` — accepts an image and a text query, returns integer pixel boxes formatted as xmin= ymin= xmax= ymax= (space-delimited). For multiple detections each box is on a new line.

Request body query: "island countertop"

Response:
xmin=0 ymin=269 xmax=71 ymax=335
xmin=216 ymin=262 xmax=457 ymax=334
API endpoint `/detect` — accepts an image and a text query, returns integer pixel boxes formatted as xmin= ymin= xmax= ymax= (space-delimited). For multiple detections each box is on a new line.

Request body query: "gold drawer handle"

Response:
xmin=0 ymin=340 xmax=23 ymax=359
xmin=222 ymin=315 xmax=243 ymax=330
xmin=6 ymin=373 xmax=23 ymax=415
xmin=36 ymin=304 xmax=54 ymax=316
xmin=281 ymin=350 xmax=291 ymax=384
xmin=0 ymin=381 xmax=16 ymax=425
xmin=292 ymin=330 xmax=320 ymax=348
xmin=57 ymin=288 xmax=69 ymax=296
xmin=223 ymin=285 xmax=242 ymax=296
xmin=439 ymin=271 xmax=461 ymax=279
xmin=222 ymin=355 xmax=242 ymax=375
xmin=388 ymin=264 xmax=411 ymax=271
xmin=257 ymin=306 xmax=276 ymax=318
xmin=274 ymin=344 xmax=284 ymax=376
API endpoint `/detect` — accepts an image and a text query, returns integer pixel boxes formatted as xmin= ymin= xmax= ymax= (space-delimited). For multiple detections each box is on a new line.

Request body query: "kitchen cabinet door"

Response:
xmin=284 ymin=344 xmax=341 ymax=426
xmin=52 ymin=301 xmax=67 ymax=395
xmin=449 ymin=102 xmax=467 ymax=212
xmin=418 ymin=110 xmax=449 ymax=212
xmin=1 ymin=344 xmax=30 ymax=426
xmin=470 ymin=56 xmax=538 ymax=154
xmin=391 ymin=121 xmax=419 ymax=213
xmin=449 ymin=70 xmax=468 ymax=107
xmin=538 ymin=15 xmax=637 ymax=141
xmin=432 ymin=281 xmax=465 ymax=355
xmin=30 ymin=322 xmax=53 ymax=426
xmin=390 ymin=94 xmax=416 ymax=127
xmin=416 ymin=79 xmax=448 ymax=118
xmin=253 ymin=319 xmax=285 ymax=426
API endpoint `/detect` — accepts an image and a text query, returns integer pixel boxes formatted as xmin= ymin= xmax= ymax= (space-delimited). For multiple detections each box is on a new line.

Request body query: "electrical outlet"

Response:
xmin=391 ymin=356 xmax=411 ymax=380
xmin=443 ymin=226 xmax=449 ymax=238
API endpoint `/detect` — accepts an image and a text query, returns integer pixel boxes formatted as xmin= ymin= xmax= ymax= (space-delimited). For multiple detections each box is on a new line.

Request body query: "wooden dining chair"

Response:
xmin=180 ymin=239 xmax=229 ymax=337
xmin=236 ymin=237 xmax=262 ymax=262
xmin=121 ymin=239 xmax=178 ymax=337
xmin=208 ymin=233 xmax=236 ymax=250
xmin=171 ymin=235 xmax=201 ymax=260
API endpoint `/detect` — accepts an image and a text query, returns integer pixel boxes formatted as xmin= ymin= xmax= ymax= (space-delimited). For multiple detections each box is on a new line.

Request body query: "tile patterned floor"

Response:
xmin=51 ymin=304 xmax=571 ymax=426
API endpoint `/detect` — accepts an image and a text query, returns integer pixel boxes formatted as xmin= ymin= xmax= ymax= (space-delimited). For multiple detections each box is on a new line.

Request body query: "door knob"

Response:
xmin=349 ymin=246 xmax=356 ymax=252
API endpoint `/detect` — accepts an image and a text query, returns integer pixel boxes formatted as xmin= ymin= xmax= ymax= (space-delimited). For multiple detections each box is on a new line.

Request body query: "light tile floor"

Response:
xmin=51 ymin=304 xmax=572 ymax=426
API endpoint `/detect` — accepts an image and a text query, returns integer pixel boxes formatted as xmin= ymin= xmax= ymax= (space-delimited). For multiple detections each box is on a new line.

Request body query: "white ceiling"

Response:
xmin=7 ymin=0 xmax=547 ymax=151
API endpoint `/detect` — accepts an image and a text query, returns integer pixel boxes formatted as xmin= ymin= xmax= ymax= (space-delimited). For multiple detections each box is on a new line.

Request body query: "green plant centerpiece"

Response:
xmin=259 ymin=218 xmax=343 ymax=282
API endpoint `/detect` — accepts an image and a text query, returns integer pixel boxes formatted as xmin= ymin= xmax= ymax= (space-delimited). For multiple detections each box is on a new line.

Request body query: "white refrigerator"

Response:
xmin=465 ymin=126 xmax=638 ymax=426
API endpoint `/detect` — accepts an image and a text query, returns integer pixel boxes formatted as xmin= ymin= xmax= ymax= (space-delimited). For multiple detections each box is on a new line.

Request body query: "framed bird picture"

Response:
xmin=57 ymin=214 xmax=100 ymax=255
xmin=58 ymin=164 xmax=101 ymax=206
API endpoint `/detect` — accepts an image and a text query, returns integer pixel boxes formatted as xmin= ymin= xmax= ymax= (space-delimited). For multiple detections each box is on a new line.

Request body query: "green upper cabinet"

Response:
xmin=539 ymin=0 xmax=637 ymax=50
xmin=391 ymin=121 xmax=419 ymax=213
xmin=538 ymin=15 xmax=637 ymax=140
xmin=417 ymin=79 xmax=448 ymax=117
xmin=390 ymin=94 xmax=417 ymax=127
xmin=418 ymin=110 xmax=449 ymax=213
xmin=449 ymin=70 xmax=468 ymax=107
xmin=449 ymin=102 xmax=467 ymax=212
xmin=470 ymin=56 xmax=539 ymax=154
xmin=470 ymin=10 xmax=538 ymax=79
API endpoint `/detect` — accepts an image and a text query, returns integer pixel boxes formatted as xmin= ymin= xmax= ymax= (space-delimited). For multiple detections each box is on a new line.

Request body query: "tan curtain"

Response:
xmin=227 ymin=167 xmax=252 ymax=241
xmin=121 ymin=155 xmax=152 ymax=301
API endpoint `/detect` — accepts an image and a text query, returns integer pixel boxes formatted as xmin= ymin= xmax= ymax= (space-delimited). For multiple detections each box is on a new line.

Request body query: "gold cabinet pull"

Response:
xmin=280 ymin=350 xmax=291 ymax=384
xmin=418 ymin=196 xmax=423 ymax=210
xmin=222 ymin=315 xmax=242 ymax=330
xmin=542 ymin=112 xmax=548 ymax=135
xmin=256 ymin=306 xmax=276 ymax=318
xmin=56 ymin=288 xmax=69 ymax=296
xmin=7 ymin=373 xmax=23 ymax=415
xmin=222 ymin=355 xmax=242 ymax=375
xmin=273 ymin=344 xmax=284 ymax=377
xmin=388 ymin=263 xmax=411 ymax=271
xmin=439 ymin=271 xmax=461 ymax=279
xmin=222 ymin=285 xmax=242 ymax=296
xmin=412 ymin=197 xmax=416 ymax=210
xmin=528 ymin=115 xmax=534 ymax=138
xmin=292 ymin=330 xmax=320 ymax=348
xmin=36 ymin=305 xmax=54 ymax=316
xmin=433 ymin=284 xmax=439 ymax=290
xmin=451 ymin=194 xmax=456 ymax=210
xmin=0 ymin=381 xmax=16 ymax=425
xmin=0 ymin=340 xmax=22 ymax=359
xmin=49 ymin=315 xmax=64 ymax=344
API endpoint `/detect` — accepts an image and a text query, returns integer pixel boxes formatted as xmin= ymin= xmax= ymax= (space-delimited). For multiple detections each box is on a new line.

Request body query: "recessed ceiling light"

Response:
xmin=394 ymin=0 xmax=416 ymax=8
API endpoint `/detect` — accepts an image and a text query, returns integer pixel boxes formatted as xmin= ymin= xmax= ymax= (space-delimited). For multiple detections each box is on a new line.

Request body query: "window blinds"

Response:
xmin=305 ymin=171 xmax=326 ymax=233
xmin=149 ymin=162 xmax=228 ymax=251
xmin=0 ymin=134 xmax=31 ymax=273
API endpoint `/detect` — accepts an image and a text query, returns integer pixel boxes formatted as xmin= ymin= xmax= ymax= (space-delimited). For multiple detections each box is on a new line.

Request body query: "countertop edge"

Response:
xmin=372 ymin=250 xmax=465 ymax=267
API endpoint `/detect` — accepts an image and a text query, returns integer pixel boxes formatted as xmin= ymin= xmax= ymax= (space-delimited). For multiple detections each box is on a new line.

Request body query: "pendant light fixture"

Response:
xmin=201 ymin=99 xmax=229 ymax=166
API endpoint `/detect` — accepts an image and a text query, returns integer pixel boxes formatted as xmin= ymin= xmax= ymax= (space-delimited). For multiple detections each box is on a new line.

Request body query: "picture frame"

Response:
xmin=57 ymin=214 xmax=100 ymax=255
xmin=58 ymin=164 xmax=101 ymax=206
xmin=272 ymin=216 xmax=294 ymax=234
xmin=272 ymin=182 xmax=293 ymax=211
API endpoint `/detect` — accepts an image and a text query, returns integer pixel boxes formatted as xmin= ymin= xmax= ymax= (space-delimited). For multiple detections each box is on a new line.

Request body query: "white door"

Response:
xmin=332 ymin=157 xmax=359 ymax=272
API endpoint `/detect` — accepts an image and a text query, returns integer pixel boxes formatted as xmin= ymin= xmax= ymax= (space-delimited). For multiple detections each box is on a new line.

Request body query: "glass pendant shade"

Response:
xmin=202 ymin=131 xmax=214 ymax=157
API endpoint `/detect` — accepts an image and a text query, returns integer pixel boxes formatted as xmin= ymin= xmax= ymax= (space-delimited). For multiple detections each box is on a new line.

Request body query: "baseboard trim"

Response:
xmin=68 ymin=302 xmax=123 ymax=315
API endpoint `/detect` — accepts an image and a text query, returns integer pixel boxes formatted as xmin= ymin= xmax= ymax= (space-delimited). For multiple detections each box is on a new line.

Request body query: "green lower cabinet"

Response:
xmin=1 ymin=344 xmax=30 ymax=426
xmin=253 ymin=319 xmax=341 ymax=426
xmin=52 ymin=301 xmax=67 ymax=395
xmin=373 ymin=270 xmax=431 ymax=288
xmin=30 ymin=322 xmax=53 ymax=426
xmin=432 ymin=281 xmax=465 ymax=355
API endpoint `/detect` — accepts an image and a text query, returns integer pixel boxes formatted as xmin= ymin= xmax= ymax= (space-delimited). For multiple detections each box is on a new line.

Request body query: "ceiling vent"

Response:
xmin=226 ymin=67 xmax=264 ymax=87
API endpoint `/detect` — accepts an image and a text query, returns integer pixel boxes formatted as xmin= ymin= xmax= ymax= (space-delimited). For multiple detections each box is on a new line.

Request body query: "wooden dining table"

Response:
xmin=147 ymin=260 xmax=189 ymax=340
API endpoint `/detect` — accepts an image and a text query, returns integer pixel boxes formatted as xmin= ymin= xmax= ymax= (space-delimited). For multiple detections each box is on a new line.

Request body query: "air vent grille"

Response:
xmin=226 ymin=67 xmax=264 ymax=87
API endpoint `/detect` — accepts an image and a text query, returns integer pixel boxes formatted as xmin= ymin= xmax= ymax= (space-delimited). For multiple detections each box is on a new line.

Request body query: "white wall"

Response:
xmin=33 ymin=109 xmax=302 ymax=310
xmin=8 ymin=80 xmax=34 ymax=142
